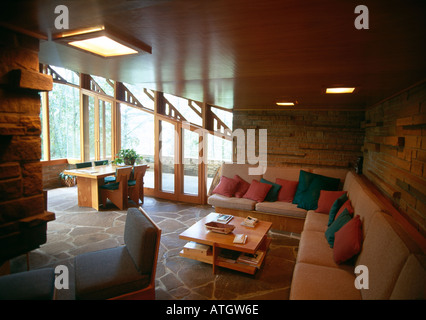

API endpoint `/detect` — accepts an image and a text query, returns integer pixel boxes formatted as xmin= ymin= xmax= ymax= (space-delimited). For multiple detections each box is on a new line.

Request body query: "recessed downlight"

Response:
xmin=276 ymin=102 xmax=295 ymax=106
xmin=326 ymin=87 xmax=356 ymax=94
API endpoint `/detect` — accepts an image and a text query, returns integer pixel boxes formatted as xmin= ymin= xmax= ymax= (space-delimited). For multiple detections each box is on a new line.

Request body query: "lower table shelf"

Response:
xmin=179 ymin=237 xmax=271 ymax=275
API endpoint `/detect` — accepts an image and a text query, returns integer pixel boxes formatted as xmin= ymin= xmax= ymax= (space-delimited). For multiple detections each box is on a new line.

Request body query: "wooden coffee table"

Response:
xmin=179 ymin=212 xmax=272 ymax=275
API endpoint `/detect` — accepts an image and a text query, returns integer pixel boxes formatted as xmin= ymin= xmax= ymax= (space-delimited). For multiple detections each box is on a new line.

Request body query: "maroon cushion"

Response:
xmin=233 ymin=175 xmax=251 ymax=198
xmin=275 ymin=178 xmax=299 ymax=202
xmin=315 ymin=190 xmax=347 ymax=214
xmin=335 ymin=199 xmax=354 ymax=220
xmin=333 ymin=215 xmax=363 ymax=264
xmin=212 ymin=176 xmax=238 ymax=197
xmin=243 ymin=180 xmax=272 ymax=202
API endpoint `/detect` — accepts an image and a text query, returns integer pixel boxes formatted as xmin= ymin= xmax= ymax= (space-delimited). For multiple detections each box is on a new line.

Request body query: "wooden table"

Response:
xmin=179 ymin=213 xmax=272 ymax=275
xmin=63 ymin=164 xmax=117 ymax=211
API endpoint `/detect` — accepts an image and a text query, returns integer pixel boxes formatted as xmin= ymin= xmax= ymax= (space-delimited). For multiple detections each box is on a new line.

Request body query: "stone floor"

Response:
xmin=9 ymin=186 xmax=300 ymax=300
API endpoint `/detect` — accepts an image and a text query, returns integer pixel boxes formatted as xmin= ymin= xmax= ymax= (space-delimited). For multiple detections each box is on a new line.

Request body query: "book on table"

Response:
xmin=241 ymin=216 xmax=258 ymax=227
xmin=216 ymin=214 xmax=233 ymax=223
xmin=237 ymin=251 xmax=264 ymax=267
xmin=233 ymin=233 xmax=247 ymax=244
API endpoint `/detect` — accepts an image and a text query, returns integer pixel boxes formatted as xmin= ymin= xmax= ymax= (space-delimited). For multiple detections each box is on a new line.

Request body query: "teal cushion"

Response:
xmin=292 ymin=170 xmax=340 ymax=210
xmin=128 ymin=180 xmax=136 ymax=187
xmin=327 ymin=193 xmax=349 ymax=226
xmin=325 ymin=208 xmax=353 ymax=248
xmin=104 ymin=176 xmax=116 ymax=183
xmin=260 ymin=178 xmax=282 ymax=202
xmin=100 ymin=182 xmax=119 ymax=190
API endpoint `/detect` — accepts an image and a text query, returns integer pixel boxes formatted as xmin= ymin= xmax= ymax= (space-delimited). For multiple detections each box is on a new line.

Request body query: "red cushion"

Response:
xmin=212 ymin=176 xmax=238 ymax=197
xmin=335 ymin=199 xmax=354 ymax=220
xmin=233 ymin=175 xmax=251 ymax=198
xmin=243 ymin=180 xmax=272 ymax=202
xmin=275 ymin=178 xmax=299 ymax=202
xmin=315 ymin=190 xmax=347 ymax=214
xmin=333 ymin=215 xmax=363 ymax=264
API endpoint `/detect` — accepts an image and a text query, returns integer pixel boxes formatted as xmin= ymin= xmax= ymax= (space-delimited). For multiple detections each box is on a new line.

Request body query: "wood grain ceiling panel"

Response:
xmin=1 ymin=0 xmax=425 ymax=110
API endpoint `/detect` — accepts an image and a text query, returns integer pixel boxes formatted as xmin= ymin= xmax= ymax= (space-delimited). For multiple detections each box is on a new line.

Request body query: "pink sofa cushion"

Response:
xmin=315 ymin=190 xmax=347 ymax=214
xmin=233 ymin=175 xmax=251 ymax=198
xmin=243 ymin=180 xmax=272 ymax=202
xmin=212 ymin=176 xmax=238 ymax=197
xmin=333 ymin=215 xmax=363 ymax=264
xmin=276 ymin=178 xmax=299 ymax=202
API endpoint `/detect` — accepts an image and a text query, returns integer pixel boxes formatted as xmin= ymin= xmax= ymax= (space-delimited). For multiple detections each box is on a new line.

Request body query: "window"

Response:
xmin=164 ymin=93 xmax=202 ymax=126
xmin=212 ymin=106 xmax=233 ymax=131
xmin=91 ymin=75 xmax=114 ymax=97
xmin=48 ymin=83 xmax=81 ymax=160
xmin=40 ymin=64 xmax=234 ymax=204
xmin=120 ymin=103 xmax=155 ymax=188
xmin=123 ymin=83 xmax=154 ymax=110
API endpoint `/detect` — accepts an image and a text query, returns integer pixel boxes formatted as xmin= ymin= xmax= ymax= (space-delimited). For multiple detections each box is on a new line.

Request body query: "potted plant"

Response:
xmin=112 ymin=148 xmax=143 ymax=165
xmin=59 ymin=171 xmax=76 ymax=187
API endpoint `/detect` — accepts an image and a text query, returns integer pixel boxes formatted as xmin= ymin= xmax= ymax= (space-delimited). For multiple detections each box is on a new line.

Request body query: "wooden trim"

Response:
xmin=358 ymin=174 xmax=426 ymax=254
xmin=40 ymin=159 xmax=68 ymax=166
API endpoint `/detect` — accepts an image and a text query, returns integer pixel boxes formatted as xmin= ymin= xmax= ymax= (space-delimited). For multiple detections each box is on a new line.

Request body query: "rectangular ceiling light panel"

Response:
xmin=68 ymin=36 xmax=138 ymax=57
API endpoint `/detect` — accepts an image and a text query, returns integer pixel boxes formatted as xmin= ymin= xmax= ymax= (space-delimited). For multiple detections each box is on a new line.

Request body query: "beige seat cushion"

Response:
xmin=303 ymin=211 xmax=329 ymax=232
xmin=390 ymin=254 xmax=426 ymax=300
xmin=297 ymin=230 xmax=354 ymax=272
xmin=255 ymin=201 xmax=307 ymax=218
xmin=290 ymin=262 xmax=361 ymax=300
xmin=207 ymin=194 xmax=256 ymax=211
xmin=356 ymin=212 xmax=417 ymax=300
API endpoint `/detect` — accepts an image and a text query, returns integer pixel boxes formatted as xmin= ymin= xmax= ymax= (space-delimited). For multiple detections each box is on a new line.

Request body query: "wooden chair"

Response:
xmin=76 ymin=161 xmax=92 ymax=168
xmin=74 ymin=207 xmax=161 ymax=300
xmin=100 ymin=166 xmax=132 ymax=210
xmin=128 ymin=165 xmax=148 ymax=205
xmin=94 ymin=160 xmax=108 ymax=166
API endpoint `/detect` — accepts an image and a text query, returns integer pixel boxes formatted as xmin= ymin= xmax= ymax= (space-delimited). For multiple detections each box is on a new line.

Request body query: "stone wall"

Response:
xmin=0 ymin=27 xmax=55 ymax=263
xmin=363 ymin=81 xmax=426 ymax=236
xmin=233 ymin=109 xmax=365 ymax=169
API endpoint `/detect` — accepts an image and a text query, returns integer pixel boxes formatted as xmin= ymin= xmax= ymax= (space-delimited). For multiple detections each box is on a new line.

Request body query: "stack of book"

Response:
xmin=237 ymin=251 xmax=264 ymax=268
xmin=216 ymin=214 xmax=233 ymax=223
xmin=217 ymin=249 xmax=241 ymax=264
xmin=241 ymin=216 xmax=258 ymax=228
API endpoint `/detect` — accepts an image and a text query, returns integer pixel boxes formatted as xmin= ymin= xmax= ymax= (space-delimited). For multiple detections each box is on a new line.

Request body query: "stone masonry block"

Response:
xmin=0 ymin=162 xmax=20 ymax=179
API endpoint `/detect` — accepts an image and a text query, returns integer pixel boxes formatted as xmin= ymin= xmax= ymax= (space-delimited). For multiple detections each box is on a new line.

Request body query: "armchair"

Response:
xmin=74 ymin=207 xmax=161 ymax=300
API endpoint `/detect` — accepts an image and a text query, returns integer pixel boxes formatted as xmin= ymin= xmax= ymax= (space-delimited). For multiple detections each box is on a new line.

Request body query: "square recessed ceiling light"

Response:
xmin=53 ymin=25 xmax=151 ymax=58
xmin=326 ymin=87 xmax=356 ymax=94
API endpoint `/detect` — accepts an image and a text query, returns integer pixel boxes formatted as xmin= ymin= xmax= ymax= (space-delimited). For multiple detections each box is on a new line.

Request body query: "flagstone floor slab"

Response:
xmin=9 ymin=186 xmax=299 ymax=300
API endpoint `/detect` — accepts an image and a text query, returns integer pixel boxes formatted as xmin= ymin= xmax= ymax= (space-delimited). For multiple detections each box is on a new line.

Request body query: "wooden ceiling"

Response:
xmin=1 ymin=0 xmax=425 ymax=110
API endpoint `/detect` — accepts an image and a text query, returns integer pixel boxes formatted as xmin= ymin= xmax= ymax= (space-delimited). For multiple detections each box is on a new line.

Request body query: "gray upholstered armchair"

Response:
xmin=74 ymin=207 xmax=161 ymax=300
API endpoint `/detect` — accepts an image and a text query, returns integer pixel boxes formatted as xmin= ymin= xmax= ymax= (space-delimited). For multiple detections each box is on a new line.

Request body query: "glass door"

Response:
xmin=98 ymin=98 xmax=112 ymax=161
xmin=159 ymin=119 xmax=176 ymax=193
xmin=155 ymin=117 xmax=204 ymax=203
xmin=82 ymin=93 xmax=113 ymax=162
xmin=182 ymin=127 xmax=200 ymax=196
